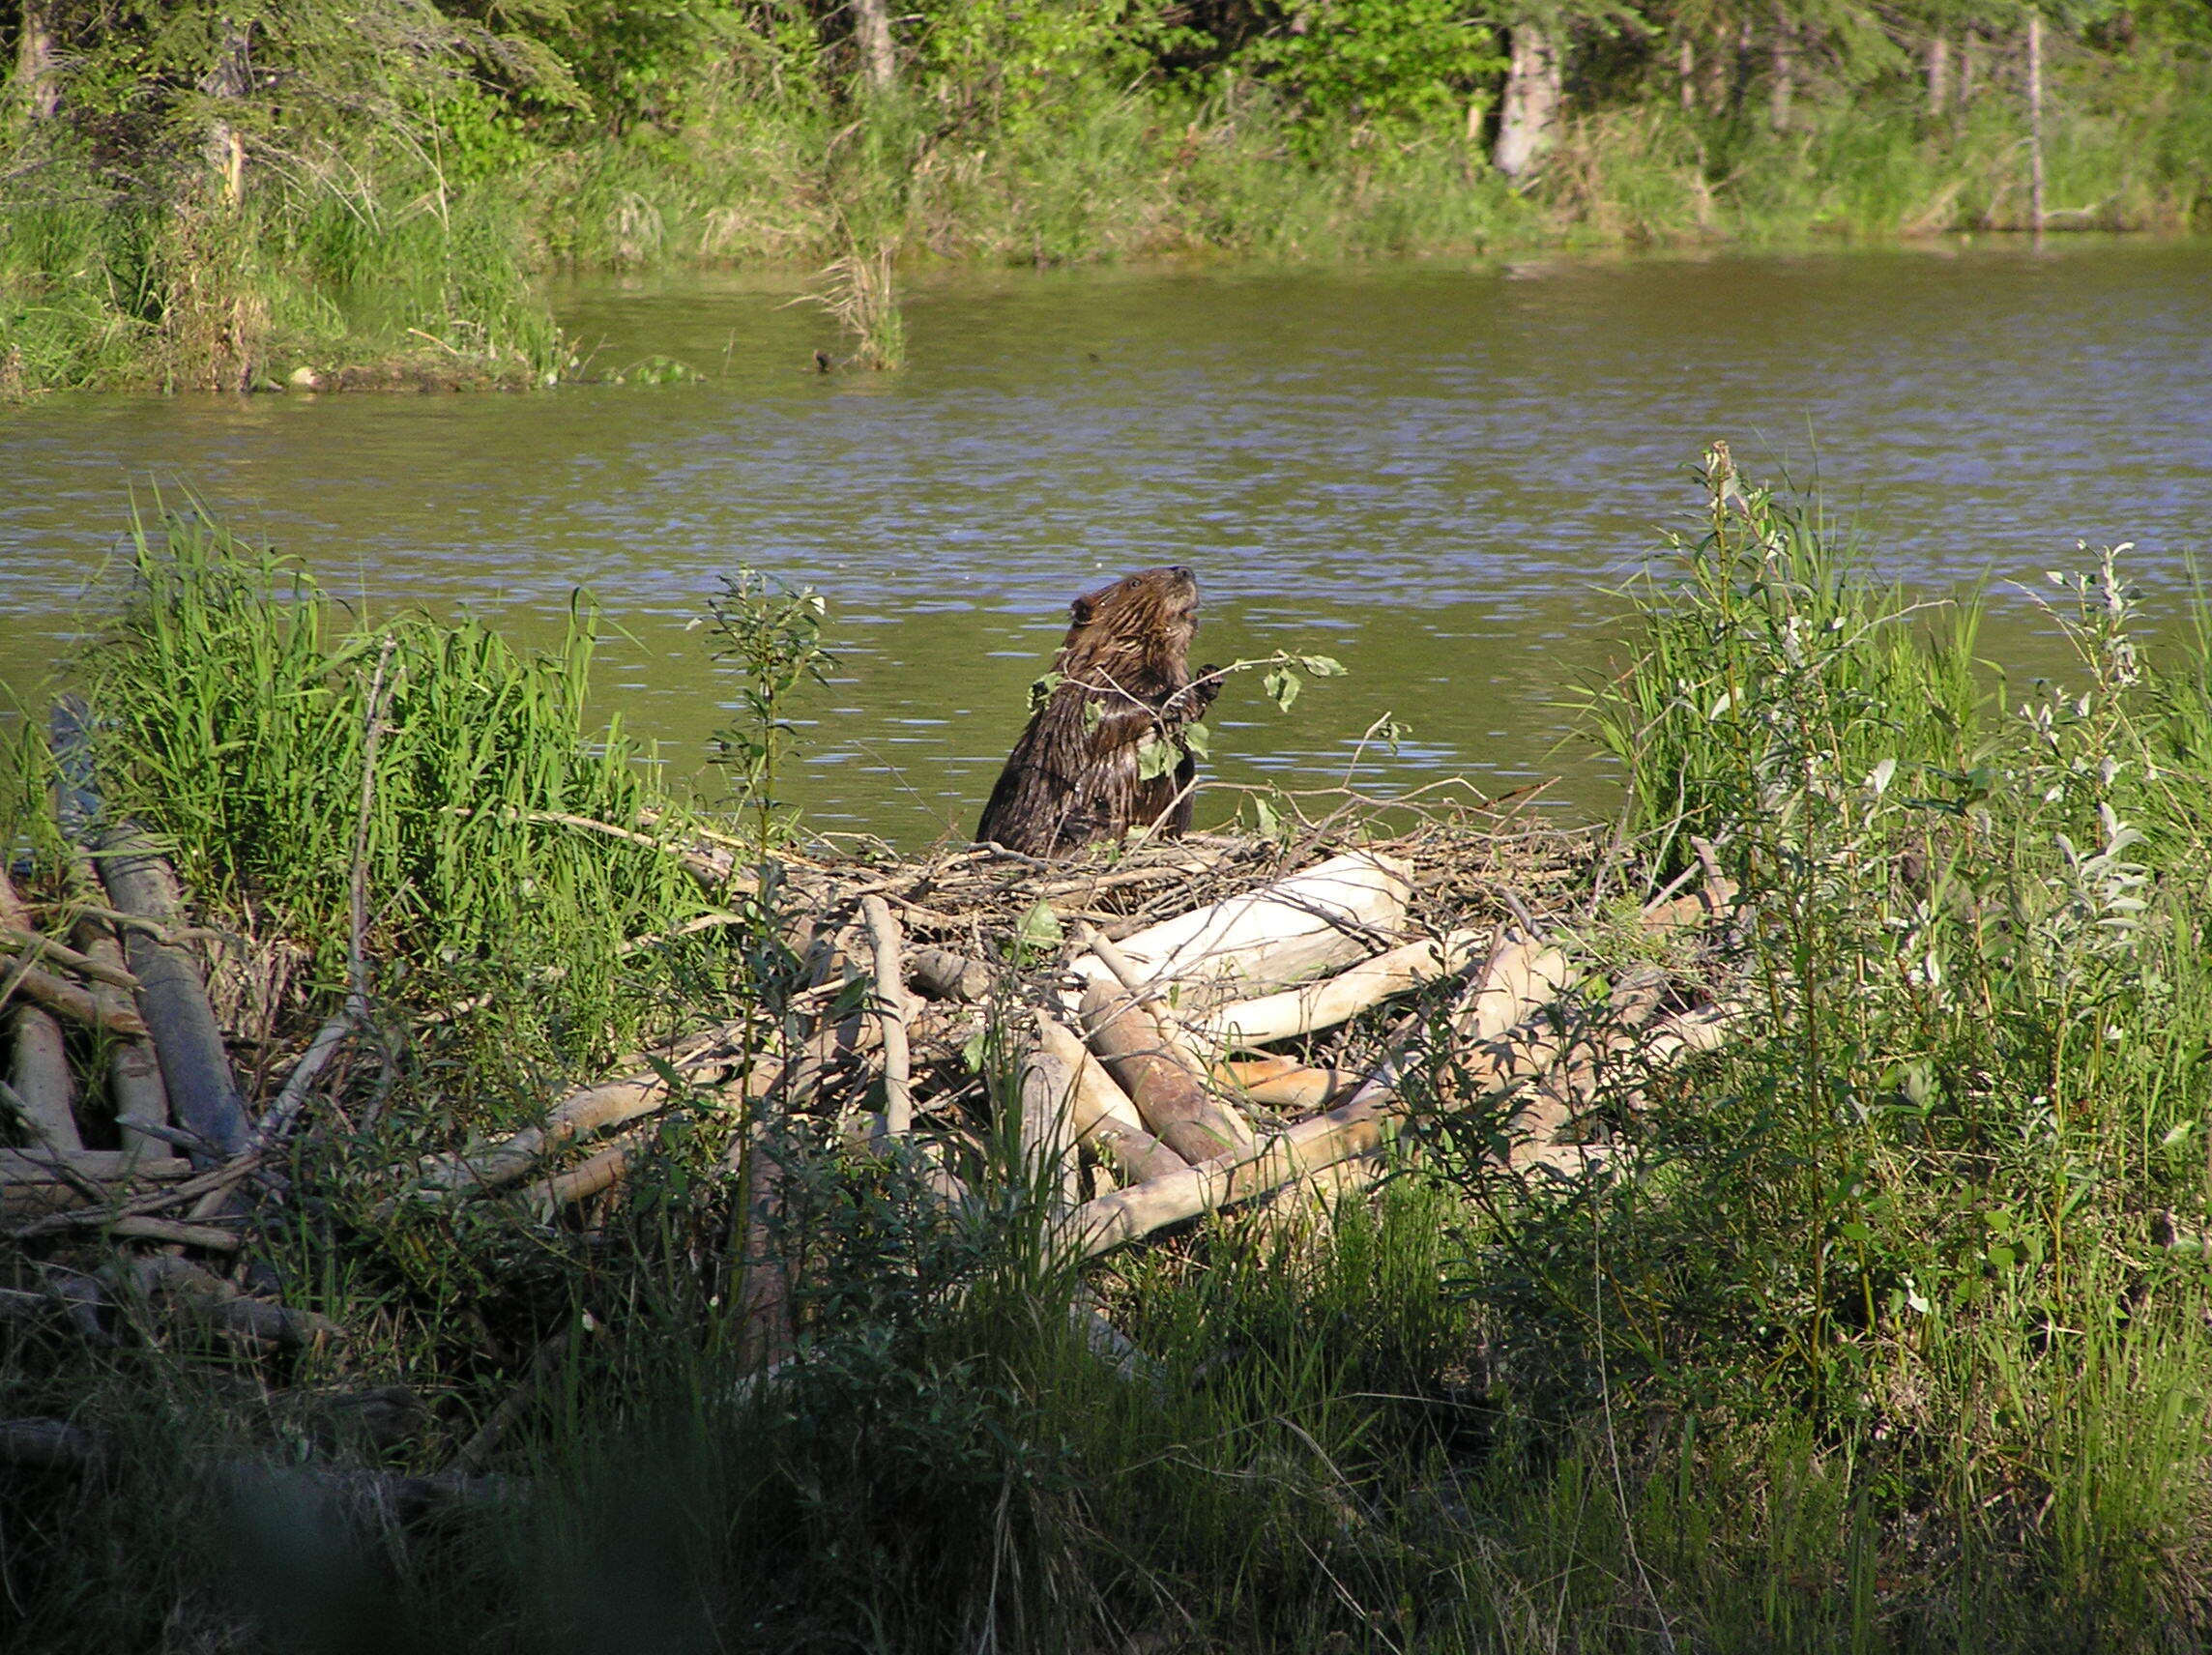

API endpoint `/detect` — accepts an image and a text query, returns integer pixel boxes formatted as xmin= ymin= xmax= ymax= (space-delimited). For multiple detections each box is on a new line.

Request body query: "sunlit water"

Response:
xmin=3 ymin=237 xmax=2208 ymax=845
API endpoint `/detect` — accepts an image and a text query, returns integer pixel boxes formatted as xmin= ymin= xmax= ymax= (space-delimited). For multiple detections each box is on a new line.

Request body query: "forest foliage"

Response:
xmin=2 ymin=0 xmax=2209 ymax=388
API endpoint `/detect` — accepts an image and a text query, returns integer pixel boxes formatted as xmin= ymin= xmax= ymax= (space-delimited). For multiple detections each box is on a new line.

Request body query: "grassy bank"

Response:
xmin=4 ymin=0 xmax=2209 ymax=393
xmin=6 ymin=459 xmax=2212 ymax=1648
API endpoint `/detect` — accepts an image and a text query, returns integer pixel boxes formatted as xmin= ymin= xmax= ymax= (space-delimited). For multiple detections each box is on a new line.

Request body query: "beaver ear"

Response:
xmin=1069 ymin=595 xmax=1096 ymax=625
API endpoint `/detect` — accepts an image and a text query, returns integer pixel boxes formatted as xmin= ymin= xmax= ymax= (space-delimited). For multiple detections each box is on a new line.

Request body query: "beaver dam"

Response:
xmin=9 ymin=462 xmax=2212 ymax=1652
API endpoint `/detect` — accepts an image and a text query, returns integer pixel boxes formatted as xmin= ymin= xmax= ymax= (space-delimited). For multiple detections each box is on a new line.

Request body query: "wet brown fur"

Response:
xmin=975 ymin=566 xmax=1218 ymax=858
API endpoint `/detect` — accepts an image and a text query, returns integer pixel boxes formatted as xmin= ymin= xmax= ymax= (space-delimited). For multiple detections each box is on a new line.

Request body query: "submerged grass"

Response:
xmin=9 ymin=471 xmax=2212 ymax=1648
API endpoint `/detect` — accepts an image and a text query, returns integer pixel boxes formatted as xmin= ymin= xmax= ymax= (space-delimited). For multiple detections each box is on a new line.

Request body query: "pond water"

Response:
xmin=3 ymin=237 xmax=2208 ymax=846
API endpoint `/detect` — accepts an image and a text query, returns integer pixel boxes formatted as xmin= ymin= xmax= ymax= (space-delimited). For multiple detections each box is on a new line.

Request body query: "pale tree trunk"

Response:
xmin=14 ymin=0 xmax=59 ymax=119
xmin=1700 ymin=24 xmax=1728 ymax=109
xmin=1959 ymin=27 xmax=1978 ymax=106
xmin=1927 ymin=33 xmax=1950 ymax=117
xmin=196 ymin=22 xmax=250 ymax=204
xmin=852 ymin=0 xmax=894 ymax=95
xmin=1767 ymin=6 xmax=1795 ymax=131
xmin=1492 ymin=20 xmax=1562 ymax=179
xmin=1676 ymin=35 xmax=1696 ymax=112
xmin=2024 ymin=9 xmax=2046 ymax=236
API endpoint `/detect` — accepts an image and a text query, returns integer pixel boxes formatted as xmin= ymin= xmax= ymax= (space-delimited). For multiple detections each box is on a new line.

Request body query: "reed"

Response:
xmin=82 ymin=504 xmax=727 ymax=1114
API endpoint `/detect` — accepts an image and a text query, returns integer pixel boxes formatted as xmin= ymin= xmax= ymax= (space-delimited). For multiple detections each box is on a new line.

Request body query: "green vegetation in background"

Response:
xmin=4 ymin=0 xmax=2210 ymax=392
xmin=9 ymin=462 xmax=2212 ymax=1646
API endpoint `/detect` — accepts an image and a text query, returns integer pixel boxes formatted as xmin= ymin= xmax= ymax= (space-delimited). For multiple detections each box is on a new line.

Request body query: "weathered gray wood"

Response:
xmin=908 ymin=946 xmax=992 ymax=1003
xmin=73 ymin=913 xmax=171 ymax=1159
xmin=94 ymin=830 xmax=249 ymax=1165
xmin=0 ymin=870 xmax=82 ymax=1150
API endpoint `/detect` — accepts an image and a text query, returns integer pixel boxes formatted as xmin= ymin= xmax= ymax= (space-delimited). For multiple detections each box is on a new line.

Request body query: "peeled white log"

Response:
xmin=1071 ymin=850 xmax=1411 ymax=1008
xmin=1198 ymin=926 xmax=1486 ymax=1050
xmin=1070 ymin=936 xmax=1593 ymax=1259
xmin=859 ymin=896 xmax=915 ymax=1135
xmin=1210 ymin=1059 xmax=1358 ymax=1114
xmin=1018 ymin=1047 xmax=1082 ymax=1211
xmin=406 ymin=1022 xmax=746 ymax=1195
xmin=1036 ymin=1014 xmax=1144 ymax=1131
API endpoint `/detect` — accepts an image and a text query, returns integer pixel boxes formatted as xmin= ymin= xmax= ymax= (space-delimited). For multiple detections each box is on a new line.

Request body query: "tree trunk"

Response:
xmin=1959 ymin=27 xmax=1978 ymax=106
xmin=1493 ymin=21 xmax=1562 ymax=179
xmin=1700 ymin=24 xmax=1728 ymax=110
xmin=1767 ymin=7 xmax=1795 ymax=131
xmin=1927 ymin=33 xmax=1950 ymax=118
xmin=14 ymin=0 xmax=59 ymax=119
xmin=852 ymin=0 xmax=895 ymax=95
xmin=2025 ymin=9 xmax=2046 ymax=237
xmin=1676 ymin=35 xmax=1696 ymax=113
xmin=196 ymin=22 xmax=251 ymax=205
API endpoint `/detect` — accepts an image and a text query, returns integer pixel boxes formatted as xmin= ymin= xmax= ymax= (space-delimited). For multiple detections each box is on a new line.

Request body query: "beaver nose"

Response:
xmin=1170 ymin=565 xmax=1194 ymax=582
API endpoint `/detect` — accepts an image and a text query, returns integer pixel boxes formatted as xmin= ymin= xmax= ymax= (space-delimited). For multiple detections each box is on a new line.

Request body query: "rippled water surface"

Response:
xmin=4 ymin=239 xmax=2208 ymax=842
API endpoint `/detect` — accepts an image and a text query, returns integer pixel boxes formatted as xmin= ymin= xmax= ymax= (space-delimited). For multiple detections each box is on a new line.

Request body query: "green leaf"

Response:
xmin=1028 ymin=671 xmax=1063 ymax=712
xmin=1263 ymin=669 xmax=1299 ymax=712
xmin=1135 ymin=732 xmax=1180 ymax=781
xmin=1016 ymin=900 xmax=1063 ymax=948
xmin=1300 ymin=654 xmax=1347 ymax=677
xmin=1181 ymin=720 xmax=1210 ymax=759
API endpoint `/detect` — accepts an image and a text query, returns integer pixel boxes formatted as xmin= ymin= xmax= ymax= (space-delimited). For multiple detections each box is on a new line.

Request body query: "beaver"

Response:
xmin=975 ymin=566 xmax=1219 ymax=858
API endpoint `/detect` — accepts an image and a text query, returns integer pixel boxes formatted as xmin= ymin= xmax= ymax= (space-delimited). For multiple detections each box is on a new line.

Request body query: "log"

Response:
xmin=1 ymin=925 xmax=140 ymax=990
xmin=1079 ymin=978 xmax=1254 ymax=1164
xmin=452 ymin=1331 xmax=568 ymax=1474
xmin=1069 ymin=935 xmax=1602 ymax=1259
xmin=519 ymin=1127 xmax=654 ymax=1218
xmin=0 ymin=1418 xmax=102 ymax=1470
xmin=0 ymin=1149 xmax=193 ymax=1221
xmin=0 ymin=872 xmax=81 ymax=1150
xmin=859 ymin=896 xmax=915 ymax=1135
xmin=908 ymin=946 xmax=993 ymax=1003
xmin=1210 ymin=1059 xmax=1359 ymax=1114
xmin=1197 ymin=927 xmax=1486 ymax=1050
xmin=71 ymin=912 xmax=170 ymax=1161
xmin=1071 ymin=850 xmax=1412 ymax=1009
xmin=95 ymin=829 xmax=249 ymax=1164
xmin=1035 ymin=1015 xmax=1191 ymax=1185
xmin=4 ymin=1008 xmax=81 ymax=1151
xmin=117 ymin=1257 xmax=342 ymax=1346
xmin=1018 ymin=1046 xmax=1082 ymax=1212
xmin=107 ymin=1215 xmax=242 ymax=1250
xmin=404 ymin=1022 xmax=747 ymax=1196
xmin=732 ymin=1123 xmax=793 ymax=1372
xmin=3 ymin=956 xmax=148 ymax=1039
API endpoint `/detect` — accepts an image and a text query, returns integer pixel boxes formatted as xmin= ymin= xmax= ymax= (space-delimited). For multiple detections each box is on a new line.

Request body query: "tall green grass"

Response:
xmin=81 ymin=505 xmax=729 ymax=1113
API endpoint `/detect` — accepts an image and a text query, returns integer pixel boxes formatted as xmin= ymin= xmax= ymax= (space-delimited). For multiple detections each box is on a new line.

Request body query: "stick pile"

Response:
xmin=2 ymin=780 xmax=1742 ymax=1487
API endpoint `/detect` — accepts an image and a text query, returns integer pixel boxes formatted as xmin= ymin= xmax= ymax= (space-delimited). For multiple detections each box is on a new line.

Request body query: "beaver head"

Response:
xmin=1058 ymin=566 xmax=1199 ymax=691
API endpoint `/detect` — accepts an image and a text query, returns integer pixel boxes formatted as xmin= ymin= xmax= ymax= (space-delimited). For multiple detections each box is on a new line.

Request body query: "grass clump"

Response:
xmin=78 ymin=504 xmax=734 ymax=1117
